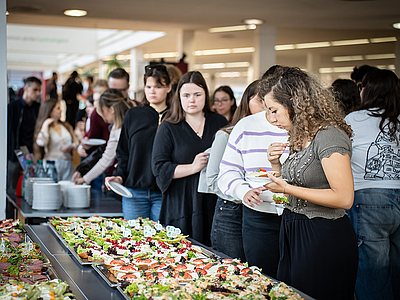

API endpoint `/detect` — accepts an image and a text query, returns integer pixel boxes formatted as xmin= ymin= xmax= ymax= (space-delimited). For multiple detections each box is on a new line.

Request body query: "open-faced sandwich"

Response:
xmin=247 ymin=168 xmax=276 ymax=178
xmin=272 ymin=194 xmax=289 ymax=204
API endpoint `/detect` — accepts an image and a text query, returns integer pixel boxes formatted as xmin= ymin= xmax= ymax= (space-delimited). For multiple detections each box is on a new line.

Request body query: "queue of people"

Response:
xmin=6 ymin=63 xmax=400 ymax=300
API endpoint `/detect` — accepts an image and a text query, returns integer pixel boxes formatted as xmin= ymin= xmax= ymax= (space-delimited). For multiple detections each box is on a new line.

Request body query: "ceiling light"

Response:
xmin=370 ymin=37 xmax=397 ymax=43
xmin=208 ymin=25 xmax=256 ymax=33
xmin=64 ymin=9 xmax=87 ymax=17
xmin=143 ymin=52 xmax=179 ymax=59
xmin=331 ymin=39 xmax=369 ymax=46
xmin=319 ymin=67 xmax=354 ymax=74
xmin=231 ymin=47 xmax=255 ymax=53
xmin=225 ymin=62 xmax=250 ymax=68
xmin=393 ymin=23 xmax=400 ymax=29
xmin=194 ymin=49 xmax=231 ymax=56
xmin=365 ymin=53 xmax=396 ymax=60
xmin=332 ymin=55 xmax=364 ymax=62
xmin=242 ymin=19 xmax=264 ymax=25
xmin=275 ymin=44 xmax=295 ymax=51
xmin=295 ymin=41 xmax=331 ymax=49
xmin=6 ymin=11 xmax=9 ymax=16
xmin=215 ymin=72 xmax=242 ymax=78
xmin=201 ymin=63 xmax=226 ymax=69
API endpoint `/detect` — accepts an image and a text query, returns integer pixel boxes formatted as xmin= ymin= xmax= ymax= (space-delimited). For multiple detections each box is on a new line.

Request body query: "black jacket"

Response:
xmin=7 ymin=98 xmax=40 ymax=161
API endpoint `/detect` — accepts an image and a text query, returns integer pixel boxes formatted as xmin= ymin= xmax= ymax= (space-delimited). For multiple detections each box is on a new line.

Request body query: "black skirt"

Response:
xmin=277 ymin=209 xmax=358 ymax=300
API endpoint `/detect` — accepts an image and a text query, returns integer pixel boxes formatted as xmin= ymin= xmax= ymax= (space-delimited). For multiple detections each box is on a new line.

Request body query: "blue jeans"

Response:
xmin=211 ymin=197 xmax=246 ymax=261
xmin=347 ymin=188 xmax=400 ymax=300
xmin=122 ymin=188 xmax=162 ymax=221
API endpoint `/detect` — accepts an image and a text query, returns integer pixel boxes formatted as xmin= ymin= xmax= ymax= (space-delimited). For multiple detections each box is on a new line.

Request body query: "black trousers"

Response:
xmin=242 ymin=206 xmax=281 ymax=278
xmin=278 ymin=209 xmax=358 ymax=300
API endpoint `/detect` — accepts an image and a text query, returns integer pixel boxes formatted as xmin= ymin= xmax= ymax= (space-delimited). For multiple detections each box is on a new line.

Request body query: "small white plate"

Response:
xmin=108 ymin=181 xmax=132 ymax=198
xmin=246 ymin=176 xmax=273 ymax=184
xmin=81 ymin=138 xmax=106 ymax=146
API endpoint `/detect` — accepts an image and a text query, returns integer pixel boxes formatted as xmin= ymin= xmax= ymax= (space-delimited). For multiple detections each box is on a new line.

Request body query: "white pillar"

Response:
xmin=1 ymin=0 xmax=7 ymax=218
xmin=394 ymin=34 xmax=400 ymax=77
xmin=177 ymin=29 xmax=195 ymax=70
xmin=252 ymin=26 xmax=276 ymax=82
xmin=130 ymin=48 xmax=144 ymax=99
xmin=306 ymin=52 xmax=321 ymax=75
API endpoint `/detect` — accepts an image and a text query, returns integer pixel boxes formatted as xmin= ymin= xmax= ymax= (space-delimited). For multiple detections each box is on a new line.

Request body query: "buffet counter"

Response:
xmin=22 ymin=222 xmax=313 ymax=300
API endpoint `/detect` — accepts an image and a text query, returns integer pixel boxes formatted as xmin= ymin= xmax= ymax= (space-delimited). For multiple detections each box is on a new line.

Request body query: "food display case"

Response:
xmin=19 ymin=217 xmax=314 ymax=300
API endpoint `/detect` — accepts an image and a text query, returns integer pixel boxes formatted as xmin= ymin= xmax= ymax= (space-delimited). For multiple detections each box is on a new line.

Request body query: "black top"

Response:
xmin=152 ymin=112 xmax=228 ymax=246
xmin=114 ymin=105 xmax=166 ymax=191
xmin=7 ymin=98 xmax=40 ymax=161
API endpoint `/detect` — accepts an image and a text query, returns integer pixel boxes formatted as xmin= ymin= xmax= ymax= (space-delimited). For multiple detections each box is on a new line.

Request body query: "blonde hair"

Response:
xmin=259 ymin=67 xmax=352 ymax=153
xmin=97 ymin=89 xmax=134 ymax=129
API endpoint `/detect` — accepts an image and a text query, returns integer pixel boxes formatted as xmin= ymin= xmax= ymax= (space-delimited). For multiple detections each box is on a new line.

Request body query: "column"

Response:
xmin=177 ymin=29 xmax=195 ymax=70
xmin=395 ymin=34 xmax=400 ymax=77
xmin=306 ymin=52 xmax=321 ymax=75
xmin=1 ymin=0 xmax=7 ymax=218
xmin=130 ymin=48 xmax=144 ymax=99
xmin=252 ymin=25 xmax=276 ymax=82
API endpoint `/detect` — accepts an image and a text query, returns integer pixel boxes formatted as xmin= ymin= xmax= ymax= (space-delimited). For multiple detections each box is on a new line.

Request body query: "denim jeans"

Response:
xmin=122 ymin=188 xmax=162 ymax=221
xmin=347 ymin=188 xmax=400 ymax=300
xmin=242 ymin=206 xmax=281 ymax=278
xmin=211 ymin=197 xmax=246 ymax=261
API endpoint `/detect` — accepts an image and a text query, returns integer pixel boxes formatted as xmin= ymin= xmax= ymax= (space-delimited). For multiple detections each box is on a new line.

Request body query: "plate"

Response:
xmin=246 ymin=176 xmax=273 ymax=184
xmin=108 ymin=181 xmax=132 ymax=198
xmin=81 ymin=138 xmax=106 ymax=146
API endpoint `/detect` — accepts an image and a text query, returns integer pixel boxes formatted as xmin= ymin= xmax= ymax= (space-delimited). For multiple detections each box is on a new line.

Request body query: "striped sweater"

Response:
xmin=217 ymin=111 xmax=288 ymax=213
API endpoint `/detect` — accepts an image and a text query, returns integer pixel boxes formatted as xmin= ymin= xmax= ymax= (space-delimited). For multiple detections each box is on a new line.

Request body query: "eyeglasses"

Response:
xmin=214 ymin=98 xmax=230 ymax=104
xmin=145 ymin=64 xmax=167 ymax=73
xmin=357 ymin=83 xmax=364 ymax=93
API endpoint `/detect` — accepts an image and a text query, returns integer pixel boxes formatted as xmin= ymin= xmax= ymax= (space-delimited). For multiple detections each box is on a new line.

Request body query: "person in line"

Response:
xmin=74 ymin=89 xmax=133 ymax=187
xmin=212 ymin=86 xmax=237 ymax=123
xmin=263 ymin=67 xmax=358 ymax=300
xmin=345 ymin=69 xmax=400 ymax=300
xmin=7 ymin=76 xmax=41 ymax=191
xmin=47 ymin=72 xmax=58 ymax=100
xmin=350 ymin=64 xmax=378 ymax=86
xmin=217 ymin=67 xmax=288 ymax=277
xmin=152 ymin=71 xmax=228 ymax=246
xmin=62 ymin=71 xmax=83 ymax=129
xmin=34 ymin=99 xmax=78 ymax=181
xmin=331 ymin=78 xmax=361 ymax=115
xmin=105 ymin=65 xmax=173 ymax=221
xmin=207 ymin=80 xmax=265 ymax=261
xmin=166 ymin=64 xmax=182 ymax=93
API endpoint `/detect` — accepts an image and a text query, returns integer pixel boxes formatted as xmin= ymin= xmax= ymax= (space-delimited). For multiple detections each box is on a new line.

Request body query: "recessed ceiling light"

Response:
xmin=208 ymin=25 xmax=256 ymax=33
xmin=242 ymin=19 xmax=264 ymax=25
xmin=393 ymin=23 xmax=400 ymax=29
xmin=64 ymin=9 xmax=87 ymax=17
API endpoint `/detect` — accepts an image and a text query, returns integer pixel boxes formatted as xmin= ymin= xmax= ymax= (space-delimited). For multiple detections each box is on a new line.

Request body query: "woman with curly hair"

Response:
xmin=261 ymin=67 xmax=358 ymax=300
xmin=345 ymin=69 xmax=400 ymax=300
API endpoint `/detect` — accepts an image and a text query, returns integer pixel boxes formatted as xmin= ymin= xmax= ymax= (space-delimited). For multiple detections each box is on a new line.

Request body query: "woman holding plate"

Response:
xmin=263 ymin=67 xmax=358 ymax=300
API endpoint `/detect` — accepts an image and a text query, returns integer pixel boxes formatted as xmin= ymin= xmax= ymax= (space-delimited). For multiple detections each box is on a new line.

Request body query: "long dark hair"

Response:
xmin=358 ymin=69 xmax=400 ymax=145
xmin=331 ymin=79 xmax=361 ymax=115
xmin=141 ymin=65 xmax=173 ymax=107
xmin=213 ymin=85 xmax=237 ymax=123
xmin=33 ymin=99 xmax=75 ymax=160
xmin=221 ymin=80 xmax=261 ymax=134
xmin=165 ymin=71 xmax=212 ymax=124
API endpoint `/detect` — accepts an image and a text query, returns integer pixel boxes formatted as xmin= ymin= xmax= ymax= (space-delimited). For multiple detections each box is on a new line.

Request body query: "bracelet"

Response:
xmin=283 ymin=182 xmax=288 ymax=194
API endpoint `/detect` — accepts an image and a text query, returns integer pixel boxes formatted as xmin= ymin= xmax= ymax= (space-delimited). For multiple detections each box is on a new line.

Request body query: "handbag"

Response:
xmin=75 ymin=146 xmax=103 ymax=176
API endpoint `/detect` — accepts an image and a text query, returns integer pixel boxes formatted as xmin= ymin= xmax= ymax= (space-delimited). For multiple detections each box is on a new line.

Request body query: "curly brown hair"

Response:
xmin=258 ymin=67 xmax=352 ymax=153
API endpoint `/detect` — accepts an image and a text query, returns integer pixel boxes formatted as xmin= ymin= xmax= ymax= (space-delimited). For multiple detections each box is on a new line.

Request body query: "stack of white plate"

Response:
xmin=25 ymin=178 xmax=54 ymax=205
xmin=65 ymin=185 xmax=91 ymax=208
xmin=58 ymin=180 xmax=75 ymax=206
xmin=32 ymin=183 xmax=61 ymax=210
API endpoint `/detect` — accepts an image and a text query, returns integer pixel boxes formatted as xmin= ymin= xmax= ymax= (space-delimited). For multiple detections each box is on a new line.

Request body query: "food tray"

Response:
xmin=48 ymin=222 xmax=98 ymax=265
xmin=92 ymin=264 xmax=119 ymax=287
xmin=117 ymin=286 xmax=130 ymax=300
